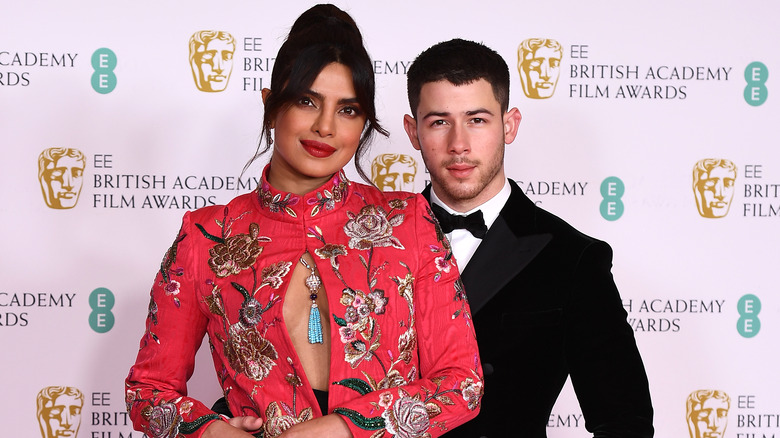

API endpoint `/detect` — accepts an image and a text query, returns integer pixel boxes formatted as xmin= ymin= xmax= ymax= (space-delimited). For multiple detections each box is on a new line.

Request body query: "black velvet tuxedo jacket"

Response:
xmin=424 ymin=180 xmax=653 ymax=438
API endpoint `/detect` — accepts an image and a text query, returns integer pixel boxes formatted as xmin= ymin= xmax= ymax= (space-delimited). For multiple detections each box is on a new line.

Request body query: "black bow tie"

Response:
xmin=431 ymin=203 xmax=488 ymax=238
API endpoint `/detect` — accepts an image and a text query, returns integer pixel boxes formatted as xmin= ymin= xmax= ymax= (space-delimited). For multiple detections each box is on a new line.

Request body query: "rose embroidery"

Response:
xmin=382 ymin=396 xmax=431 ymax=438
xmin=344 ymin=205 xmax=404 ymax=250
xmin=207 ymin=223 xmax=268 ymax=278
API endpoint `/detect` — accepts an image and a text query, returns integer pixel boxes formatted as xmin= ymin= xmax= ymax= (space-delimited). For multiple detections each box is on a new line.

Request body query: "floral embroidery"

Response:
xmin=159 ymin=232 xmax=186 ymax=283
xmin=382 ymin=391 xmax=431 ymax=438
xmin=263 ymin=358 xmax=314 ymax=438
xmin=344 ymin=205 xmax=405 ymax=250
xmin=198 ymin=210 xmax=288 ymax=383
xmin=179 ymin=400 xmax=193 ymax=416
xmin=423 ymin=205 xmax=455 ymax=283
xmin=450 ymin=278 xmax=471 ymax=323
xmin=460 ymin=371 xmax=484 ymax=411
xmin=224 ymin=322 xmax=278 ymax=381
xmin=145 ymin=402 xmax=181 ymax=438
xmin=207 ymin=223 xmax=269 ymax=278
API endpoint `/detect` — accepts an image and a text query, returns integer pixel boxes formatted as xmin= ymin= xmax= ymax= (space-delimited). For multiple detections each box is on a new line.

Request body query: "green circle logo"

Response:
xmin=737 ymin=294 xmax=761 ymax=338
xmin=600 ymin=176 xmax=624 ymax=221
xmin=91 ymin=48 xmax=117 ymax=94
xmin=89 ymin=287 xmax=115 ymax=333
xmin=744 ymin=62 xmax=768 ymax=107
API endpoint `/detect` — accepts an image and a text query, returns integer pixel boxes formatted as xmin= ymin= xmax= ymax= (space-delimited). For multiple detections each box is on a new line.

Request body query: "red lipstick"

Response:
xmin=301 ymin=140 xmax=337 ymax=158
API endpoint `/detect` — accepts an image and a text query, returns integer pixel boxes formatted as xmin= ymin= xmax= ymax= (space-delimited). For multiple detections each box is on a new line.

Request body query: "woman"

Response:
xmin=125 ymin=5 xmax=483 ymax=438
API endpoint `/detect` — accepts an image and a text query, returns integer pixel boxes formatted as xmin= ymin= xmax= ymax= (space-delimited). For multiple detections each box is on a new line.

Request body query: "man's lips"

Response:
xmin=301 ymin=140 xmax=337 ymax=158
xmin=446 ymin=163 xmax=476 ymax=178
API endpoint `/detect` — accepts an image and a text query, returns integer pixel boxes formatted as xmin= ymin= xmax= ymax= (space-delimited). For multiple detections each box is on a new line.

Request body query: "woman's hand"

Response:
xmin=278 ymin=414 xmax=353 ymax=438
xmin=203 ymin=417 xmax=263 ymax=438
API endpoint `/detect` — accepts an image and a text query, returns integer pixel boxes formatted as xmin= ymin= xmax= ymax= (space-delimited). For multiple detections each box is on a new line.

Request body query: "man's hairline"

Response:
xmin=412 ymin=77 xmax=503 ymax=119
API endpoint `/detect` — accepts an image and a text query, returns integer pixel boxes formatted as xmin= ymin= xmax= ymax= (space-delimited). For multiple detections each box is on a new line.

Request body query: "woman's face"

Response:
xmin=267 ymin=62 xmax=366 ymax=194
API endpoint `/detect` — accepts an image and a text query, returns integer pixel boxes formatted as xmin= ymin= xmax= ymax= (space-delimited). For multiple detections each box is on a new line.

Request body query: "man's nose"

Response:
xmin=447 ymin=125 xmax=470 ymax=154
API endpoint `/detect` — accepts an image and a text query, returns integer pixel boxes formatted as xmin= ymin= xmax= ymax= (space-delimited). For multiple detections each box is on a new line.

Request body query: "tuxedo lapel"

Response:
xmin=422 ymin=182 xmax=551 ymax=314
xmin=461 ymin=216 xmax=550 ymax=313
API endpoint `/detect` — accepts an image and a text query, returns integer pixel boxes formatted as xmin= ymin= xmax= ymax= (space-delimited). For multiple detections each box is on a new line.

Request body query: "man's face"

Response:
xmin=696 ymin=166 xmax=736 ymax=218
xmin=374 ymin=157 xmax=416 ymax=191
xmin=41 ymin=394 xmax=82 ymax=438
xmin=689 ymin=397 xmax=728 ymax=438
xmin=404 ymin=79 xmax=520 ymax=211
xmin=41 ymin=155 xmax=84 ymax=209
xmin=518 ymin=46 xmax=561 ymax=99
xmin=193 ymin=38 xmax=234 ymax=92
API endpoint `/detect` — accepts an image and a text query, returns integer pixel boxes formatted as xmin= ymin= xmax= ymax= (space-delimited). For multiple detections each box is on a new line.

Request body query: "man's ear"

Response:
xmin=503 ymin=107 xmax=522 ymax=145
xmin=403 ymin=114 xmax=422 ymax=151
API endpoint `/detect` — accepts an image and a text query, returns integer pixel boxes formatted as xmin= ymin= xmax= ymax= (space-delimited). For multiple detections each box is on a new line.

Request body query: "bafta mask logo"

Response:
xmin=517 ymin=38 xmax=563 ymax=99
xmin=36 ymin=386 xmax=84 ymax=438
xmin=189 ymin=30 xmax=236 ymax=92
xmin=38 ymin=148 xmax=86 ymax=209
xmin=693 ymin=159 xmax=737 ymax=218
xmin=371 ymin=153 xmax=418 ymax=192
xmin=686 ymin=389 xmax=730 ymax=438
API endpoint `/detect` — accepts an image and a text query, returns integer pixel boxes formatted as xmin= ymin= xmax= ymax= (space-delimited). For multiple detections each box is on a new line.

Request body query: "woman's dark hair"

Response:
xmin=244 ymin=4 xmax=387 ymax=183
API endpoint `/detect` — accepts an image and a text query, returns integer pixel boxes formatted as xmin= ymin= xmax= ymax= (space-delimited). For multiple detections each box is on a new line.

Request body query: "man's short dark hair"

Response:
xmin=407 ymin=38 xmax=510 ymax=116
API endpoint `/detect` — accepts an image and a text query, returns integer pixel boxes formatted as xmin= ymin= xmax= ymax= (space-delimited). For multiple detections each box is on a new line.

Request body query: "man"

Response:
xmin=686 ymin=390 xmax=730 ymax=438
xmin=38 ymin=147 xmax=86 ymax=209
xmin=402 ymin=38 xmax=653 ymax=436
xmin=189 ymin=30 xmax=236 ymax=92
xmin=36 ymin=386 xmax=84 ymax=438
xmin=517 ymin=38 xmax=563 ymax=99
xmin=692 ymin=158 xmax=737 ymax=218
xmin=371 ymin=153 xmax=418 ymax=191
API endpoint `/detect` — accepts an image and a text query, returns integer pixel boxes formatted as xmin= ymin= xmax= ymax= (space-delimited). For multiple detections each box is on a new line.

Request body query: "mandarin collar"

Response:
xmin=255 ymin=164 xmax=352 ymax=219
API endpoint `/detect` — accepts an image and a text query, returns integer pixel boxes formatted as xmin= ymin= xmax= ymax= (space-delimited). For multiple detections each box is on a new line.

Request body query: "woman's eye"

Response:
xmin=341 ymin=106 xmax=362 ymax=116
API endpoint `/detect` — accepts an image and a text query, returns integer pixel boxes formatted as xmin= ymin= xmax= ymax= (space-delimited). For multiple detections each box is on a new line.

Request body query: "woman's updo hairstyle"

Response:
xmin=255 ymin=4 xmax=388 ymax=182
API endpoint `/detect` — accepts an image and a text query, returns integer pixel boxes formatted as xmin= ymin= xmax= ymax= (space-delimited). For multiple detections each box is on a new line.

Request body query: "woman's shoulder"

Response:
xmin=185 ymin=191 xmax=258 ymax=222
xmin=350 ymin=182 xmax=425 ymax=208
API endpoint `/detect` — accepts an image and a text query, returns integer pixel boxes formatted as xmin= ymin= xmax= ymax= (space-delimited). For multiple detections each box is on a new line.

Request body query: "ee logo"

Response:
xmin=600 ymin=176 xmax=624 ymax=221
xmin=744 ymin=62 xmax=767 ymax=106
xmin=737 ymin=294 xmax=761 ymax=338
xmin=91 ymin=48 xmax=117 ymax=94
xmin=89 ymin=287 xmax=115 ymax=333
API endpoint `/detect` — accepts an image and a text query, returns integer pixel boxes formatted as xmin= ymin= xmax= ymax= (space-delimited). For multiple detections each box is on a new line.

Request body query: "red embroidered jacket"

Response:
xmin=125 ymin=168 xmax=483 ymax=438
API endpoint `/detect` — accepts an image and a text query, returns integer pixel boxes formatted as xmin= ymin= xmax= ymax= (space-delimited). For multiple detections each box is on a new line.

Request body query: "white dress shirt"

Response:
xmin=430 ymin=179 xmax=512 ymax=272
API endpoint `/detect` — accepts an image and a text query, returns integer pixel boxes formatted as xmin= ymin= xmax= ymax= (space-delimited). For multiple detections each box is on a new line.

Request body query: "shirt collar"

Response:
xmin=256 ymin=163 xmax=352 ymax=219
xmin=430 ymin=178 xmax=510 ymax=230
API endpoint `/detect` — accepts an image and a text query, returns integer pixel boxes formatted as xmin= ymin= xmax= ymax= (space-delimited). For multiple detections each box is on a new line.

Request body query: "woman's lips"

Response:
xmin=301 ymin=140 xmax=337 ymax=158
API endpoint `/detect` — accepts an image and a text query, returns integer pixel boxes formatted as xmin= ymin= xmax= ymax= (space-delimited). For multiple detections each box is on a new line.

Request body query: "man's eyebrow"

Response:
xmin=465 ymin=108 xmax=494 ymax=116
xmin=421 ymin=111 xmax=450 ymax=119
xmin=421 ymin=108 xmax=494 ymax=119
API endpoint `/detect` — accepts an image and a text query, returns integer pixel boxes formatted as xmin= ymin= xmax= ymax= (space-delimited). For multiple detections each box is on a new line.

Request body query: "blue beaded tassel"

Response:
xmin=301 ymin=256 xmax=324 ymax=344
xmin=308 ymin=304 xmax=323 ymax=344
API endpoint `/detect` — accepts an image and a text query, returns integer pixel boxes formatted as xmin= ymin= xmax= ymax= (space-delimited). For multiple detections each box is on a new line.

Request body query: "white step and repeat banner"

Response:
xmin=2 ymin=1 xmax=777 ymax=437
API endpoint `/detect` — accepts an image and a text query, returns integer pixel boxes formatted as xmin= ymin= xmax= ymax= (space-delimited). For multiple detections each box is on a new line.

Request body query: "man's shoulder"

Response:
xmin=505 ymin=179 xmax=605 ymax=249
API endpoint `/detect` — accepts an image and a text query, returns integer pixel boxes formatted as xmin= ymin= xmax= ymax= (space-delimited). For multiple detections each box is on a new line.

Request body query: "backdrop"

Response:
xmin=2 ymin=1 xmax=777 ymax=437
